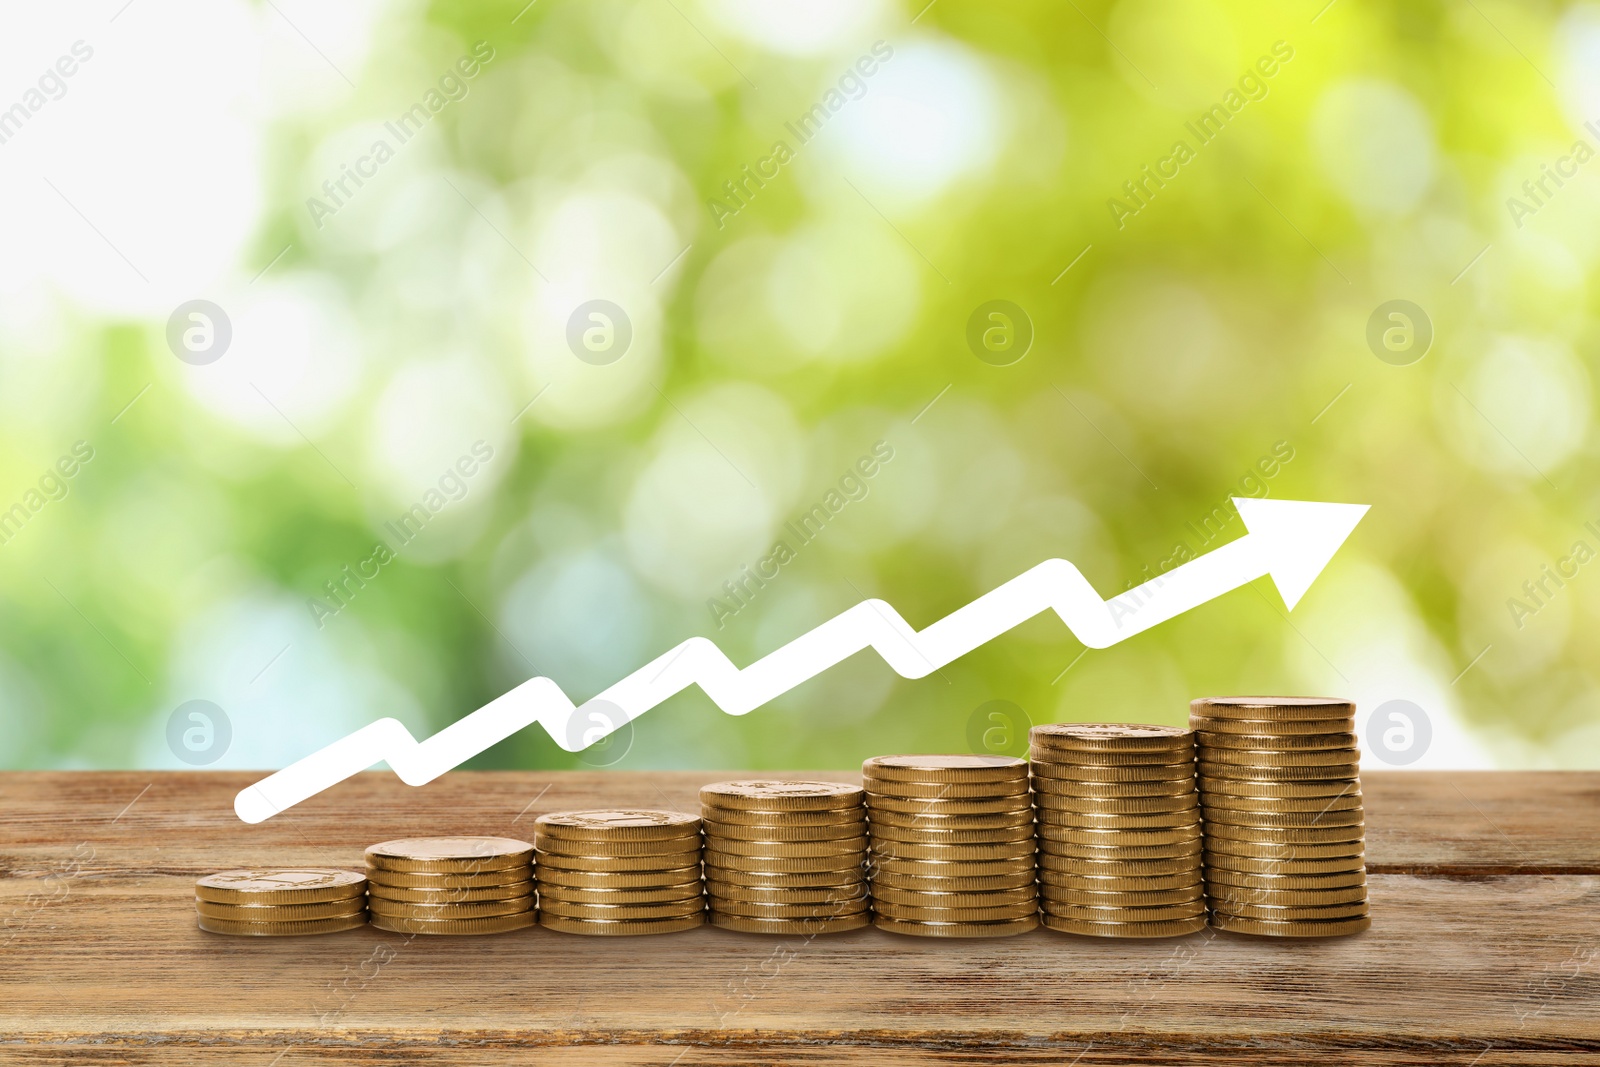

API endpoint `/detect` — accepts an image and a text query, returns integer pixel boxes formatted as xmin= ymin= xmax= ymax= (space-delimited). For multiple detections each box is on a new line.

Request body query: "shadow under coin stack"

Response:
xmin=195 ymin=868 xmax=368 ymax=936
xmin=534 ymin=810 xmax=706 ymax=935
xmin=700 ymin=780 xmax=871 ymax=935
xmin=1030 ymin=724 xmax=1207 ymax=937
xmin=863 ymin=755 xmax=1038 ymax=938
xmin=365 ymin=837 xmax=536 ymax=935
xmin=1191 ymin=696 xmax=1370 ymax=938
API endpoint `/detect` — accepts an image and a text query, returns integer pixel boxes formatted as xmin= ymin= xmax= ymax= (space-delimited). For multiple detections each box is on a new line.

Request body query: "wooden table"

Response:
xmin=2 ymin=770 xmax=1597 ymax=1064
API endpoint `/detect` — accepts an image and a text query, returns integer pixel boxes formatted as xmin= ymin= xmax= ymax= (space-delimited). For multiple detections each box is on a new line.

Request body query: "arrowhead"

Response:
xmin=1232 ymin=497 xmax=1369 ymax=610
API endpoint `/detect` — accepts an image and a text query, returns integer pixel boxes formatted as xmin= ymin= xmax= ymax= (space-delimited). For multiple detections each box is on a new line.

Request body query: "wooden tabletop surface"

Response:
xmin=2 ymin=769 xmax=1597 ymax=1065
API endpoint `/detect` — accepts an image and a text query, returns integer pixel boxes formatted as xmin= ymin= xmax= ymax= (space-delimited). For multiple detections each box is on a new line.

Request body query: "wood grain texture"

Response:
xmin=2 ymin=770 xmax=1598 ymax=1065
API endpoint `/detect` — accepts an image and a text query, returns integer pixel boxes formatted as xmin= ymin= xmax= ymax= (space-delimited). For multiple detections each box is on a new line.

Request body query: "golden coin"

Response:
xmin=1198 ymin=761 xmax=1360 ymax=782
xmin=861 ymin=776 xmax=1031 ymax=800
xmin=1037 ymin=824 xmax=1200 ymax=848
xmin=370 ymin=911 xmax=537 ymax=935
xmin=873 ymin=899 xmax=1041 ymax=923
xmin=194 ymin=898 xmax=366 ymax=922
xmin=1194 ymin=730 xmax=1359 ymax=751
xmin=865 ymin=794 xmax=1033 ymax=817
xmin=535 ymin=849 xmax=702 ymax=873
xmin=1035 ymin=792 xmax=1201 ymax=815
xmin=1200 ymin=806 xmax=1365 ymax=829
xmin=1211 ymin=900 xmax=1370 ymax=922
xmin=1043 ymin=885 xmax=1204 ymax=908
xmin=712 ymin=898 xmax=870 ymax=920
xmin=704 ymin=853 xmax=864 ymax=877
xmin=874 ymin=915 xmax=1037 ymax=938
xmin=364 ymin=837 xmax=533 ymax=874
xmin=537 ymin=896 xmax=705 ymax=921
xmin=699 ymin=804 xmax=866 ymax=827
xmin=1203 ymin=840 xmax=1363 ymax=862
xmin=700 ymin=780 xmax=864 ymax=810
xmin=870 ymin=869 xmax=1036 ymax=893
xmin=702 ymin=819 xmax=866 ymax=843
xmin=369 ymin=881 xmax=536 ymax=904
xmin=537 ymin=882 xmax=703 ymax=906
xmin=1046 ymin=841 xmax=1202 ymax=863
xmin=535 ymin=834 xmax=702 ymax=859
xmin=1029 ymin=761 xmax=1195 ymax=784
xmin=1041 ymin=913 xmax=1207 ymax=938
xmin=365 ymin=867 xmax=532 ymax=890
xmin=1204 ymin=884 xmax=1368 ymax=908
xmin=1199 ymin=747 xmax=1360 ymax=768
xmin=1038 ymin=868 xmax=1202 ymax=892
xmin=197 ymin=913 xmax=368 ymax=936
xmin=534 ymin=810 xmax=701 ymax=842
xmin=1198 ymin=776 xmax=1361 ymax=800
xmin=1024 ymin=746 xmax=1196 ymax=769
xmin=869 ymin=884 xmax=1037 ymax=908
xmin=871 ymin=856 xmax=1036 ymax=879
xmin=869 ymin=840 xmax=1034 ymax=863
xmin=867 ymin=807 xmax=1034 ymax=831
xmin=1203 ymin=853 xmax=1366 ymax=875
xmin=710 ymin=912 xmax=871 ymax=935
xmin=868 ymin=823 xmax=1035 ymax=846
xmin=1203 ymin=868 xmax=1367 ymax=891
xmin=705 ymin=883 xmax=868 ymax=906
xmin=1041 ymin=900 xmax=1207 ymax=923
xmin=195 ymin=869 xmax=366 ymax=905
xmin=367 ymin=895 xmax=535 ymax=919
xmin=863 ymin=754 xmax=1029 ymax=784
xmin=1202 ymin=822 xmax=1365 ymax=845
xmin=539 ymin=912 xmax=705 ymax=936
xmin=1037 ymin=852 xmax=1199 ymax=876
xmin=1209 ymin=913 xmax=1371 ymax=938
xmin=535 ymin=865 xmax=701 ymax=889
xmin=1030 ymin=775 xmax=1199 ymax=800
xmin=1029 ymin=723 xmax=1193 ymax=752
xmin=1190 ymin=715 xmax=1354 ymax=736
xmin=703 ymin=867 xmax=863 ymax=890
xmin=1200 ymin=790 xmax=1363 ymax=813
xmin=709 ymin=835 xmax=867 ymax=858
xmin=1036 ymin=808 xmax=1201 ymax=831
xmin=1190 ymin=696 xmax=1355 ymax=721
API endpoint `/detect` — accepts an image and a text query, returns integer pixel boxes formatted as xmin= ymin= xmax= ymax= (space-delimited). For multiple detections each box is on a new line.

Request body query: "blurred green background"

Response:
xmin=2 ymin=0 xmax=1598 ymax=776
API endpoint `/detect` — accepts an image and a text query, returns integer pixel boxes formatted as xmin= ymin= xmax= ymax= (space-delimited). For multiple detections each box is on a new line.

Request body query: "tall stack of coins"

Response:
xmin=195 ymin=869 xmax=368 ymax=936
xmin=1191 ymin=696 xmax=1369 ymax=938
xmin=534 ymin=810 xmax=705 ymax=935
xmin=1029 ymin=724 xmax=1207 ymax=937
xmin=700 ymin=780 xmax=870 ymax=935
xmin=365 ymin=837 xmax=535 ymax=935
xmin=863 ymin=755 xmax=1037 ymax=938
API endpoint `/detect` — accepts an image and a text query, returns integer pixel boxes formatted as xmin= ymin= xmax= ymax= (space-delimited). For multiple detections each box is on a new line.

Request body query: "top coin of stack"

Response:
xmin=534 ymin=810 xmax=705 ymax=936
xmin=195 ymin=869 xmax=368 ymax=936
xmin=863 ymin=755 xmax=1038 ymax=938
xmin=1029 ymin=724 xmax=1206 ymax=938
xmin=700 ymin=780 xmax=870 ymax=935
xmin=1190 ymin=696 xmax=1369 ymax=938
xmin=365 ymin=837 xmax=535 ymax=935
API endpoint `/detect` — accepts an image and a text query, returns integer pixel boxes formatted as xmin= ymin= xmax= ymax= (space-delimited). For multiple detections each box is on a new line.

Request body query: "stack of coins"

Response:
xmin=195 ymin=869 xmax=368 ymax=936
xmin=700 ymin=780 xmax=870 ymax=935
xmin=1030 ymin=724 xmax=1207 ymax=937
xmin=365 ymin=837 xmax=535 ymax=935
xmin=863 ymin=755 xmax=1038 ymax=938
xmin=1191 ymin=696 xmax=1369 ymax=938
xmin=534 ymin=810 xmax=705 ymax=935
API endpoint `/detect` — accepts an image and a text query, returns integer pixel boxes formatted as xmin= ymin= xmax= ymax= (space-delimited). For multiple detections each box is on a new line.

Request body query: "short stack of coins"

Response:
xmin=863 ymin=755 xmax=1038 ymax=938
xmin=700 ymin=780 xmax=871 ymax=935
xmin=365 ymin=837 xmax=535 ymax=935
xmin=534 ymin=810 xmax=705 ymax=935
xmin=195 ymin=868 xmax=368 ymax=936
xmin=1191 ymin=696 xmax=1370 ymax=938
xmin=1029 ymin=724 xmax=1207 ymax=938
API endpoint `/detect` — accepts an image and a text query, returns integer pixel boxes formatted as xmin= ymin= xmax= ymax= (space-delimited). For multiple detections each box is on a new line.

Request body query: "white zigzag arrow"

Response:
xmin=235 ymin=497 xmax=1368 ymax=823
